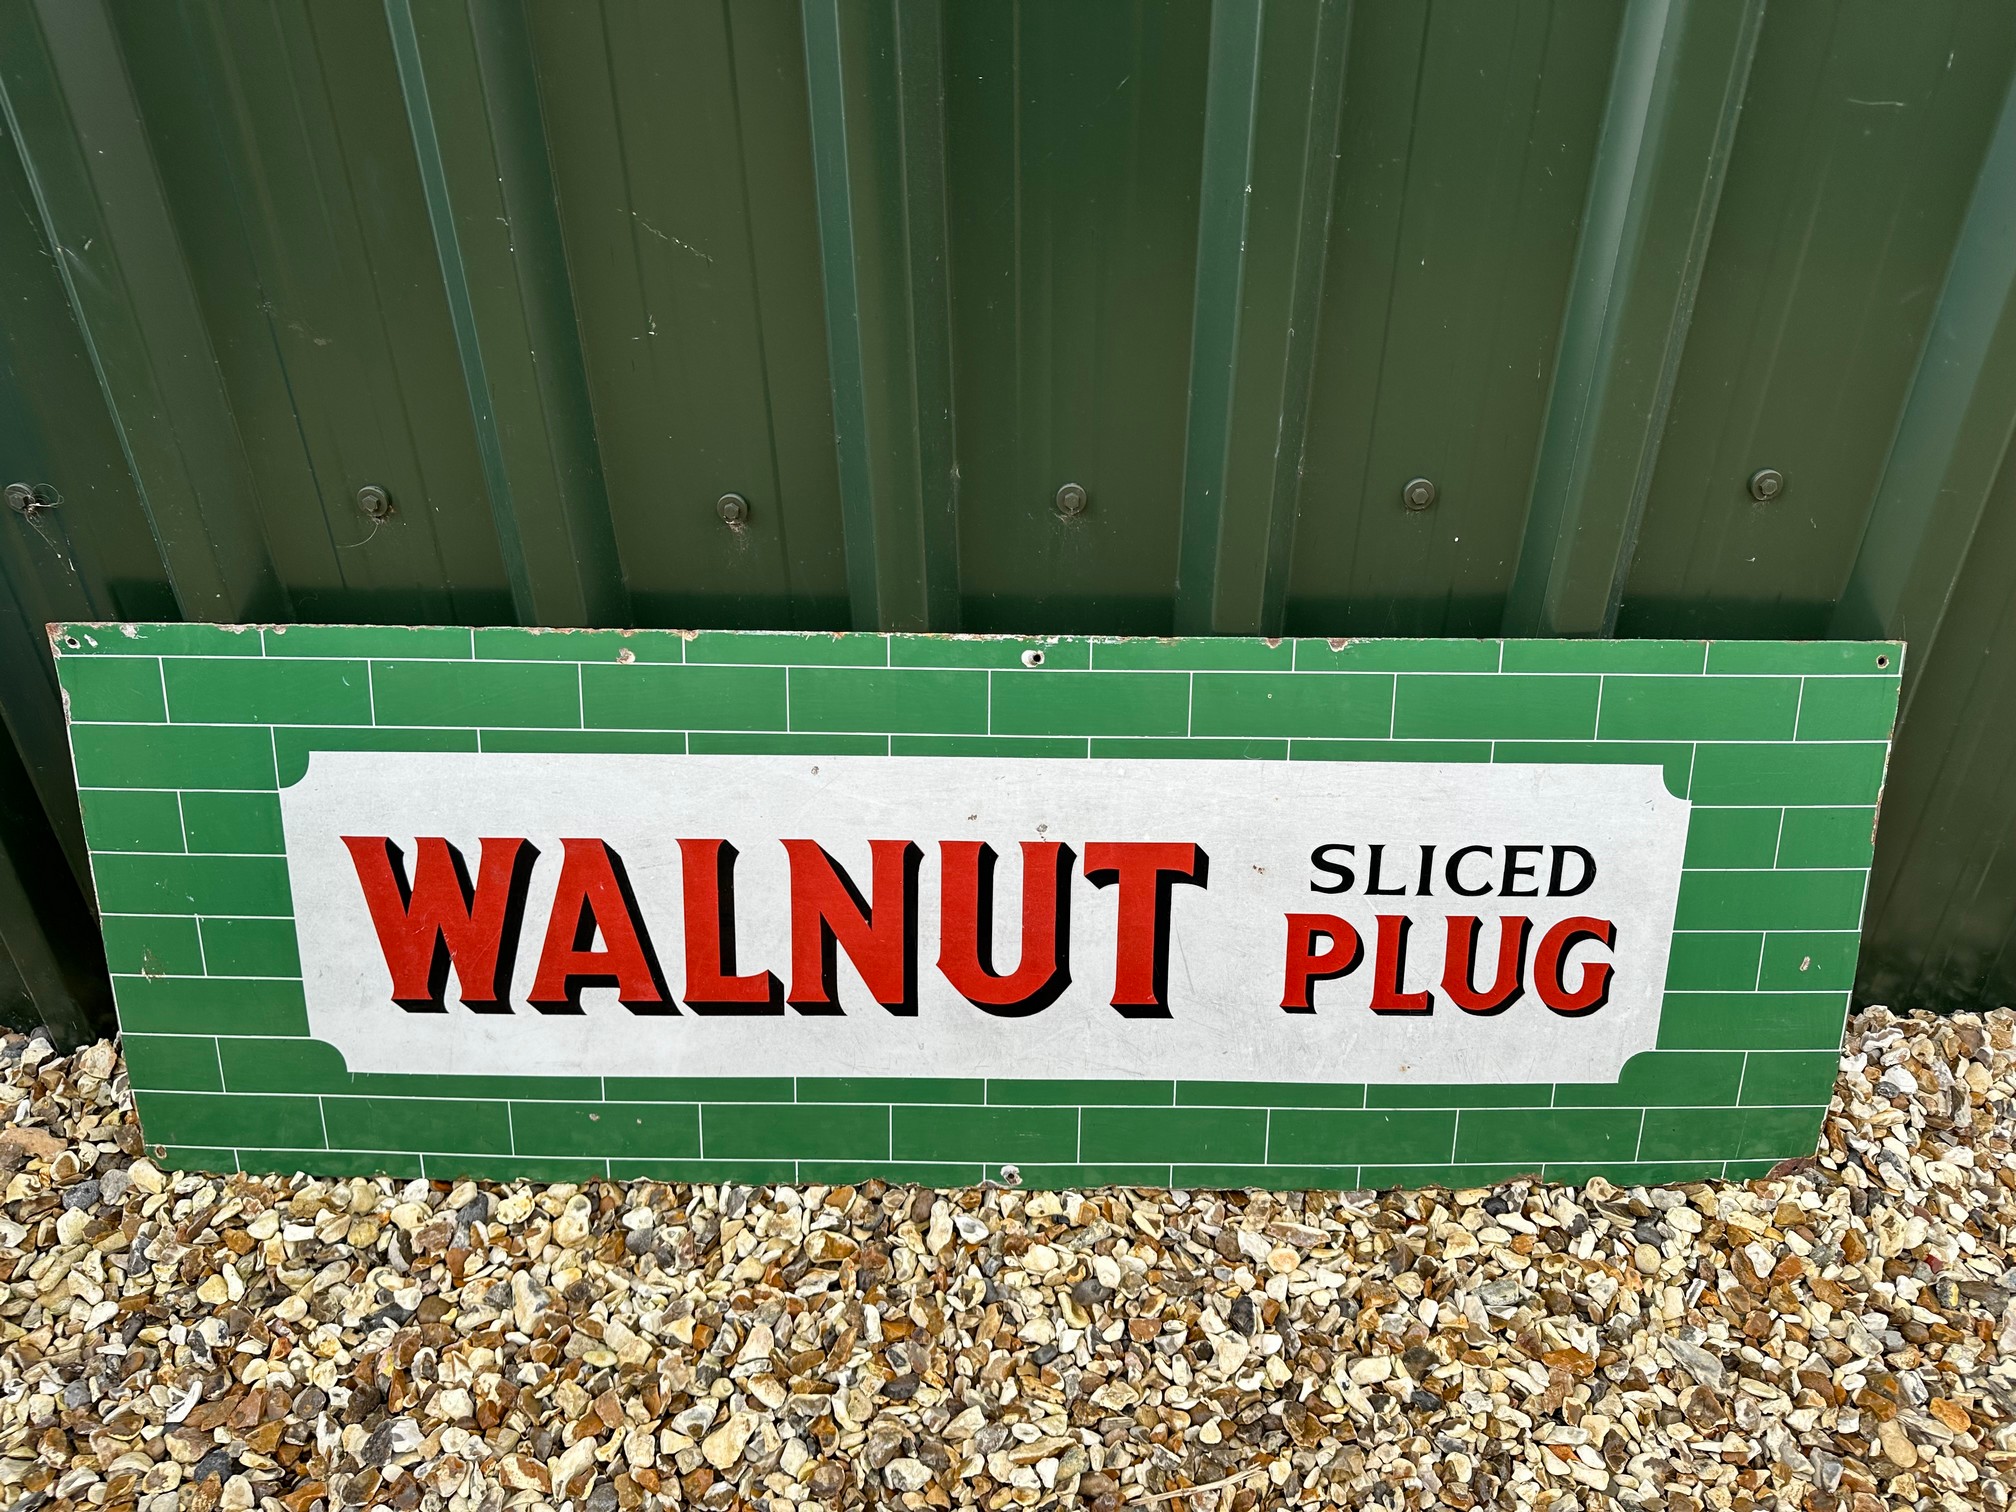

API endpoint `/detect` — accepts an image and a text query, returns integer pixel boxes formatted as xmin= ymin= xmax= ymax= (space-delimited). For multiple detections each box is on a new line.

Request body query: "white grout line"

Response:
xmin=61 ymin=711 xmax=1900 ymax=744
xmin=120 ymin=1087 xmax=1846 ymax=1113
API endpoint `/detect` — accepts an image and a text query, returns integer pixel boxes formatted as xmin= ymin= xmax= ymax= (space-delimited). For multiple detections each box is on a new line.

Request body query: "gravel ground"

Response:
xmin=2 ymin=1009 xmax=2013 ymax=1512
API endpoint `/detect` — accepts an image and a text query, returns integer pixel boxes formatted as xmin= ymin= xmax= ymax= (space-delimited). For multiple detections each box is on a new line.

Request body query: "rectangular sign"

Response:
xmin=54 ymin=625 xmax=1904 ymax=1189
xmin=284 ymin=752 xmax=1688 ymax=1084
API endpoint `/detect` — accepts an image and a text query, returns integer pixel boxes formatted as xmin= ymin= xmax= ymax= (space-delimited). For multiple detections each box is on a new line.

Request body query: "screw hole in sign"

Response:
xmin=62 ymin=637 xmax=79 ymax=649
xmin=1876 ymin=654 xmax=1890 ymax=669
xmin=1021 ymin=648 xmax=1045 ymax=668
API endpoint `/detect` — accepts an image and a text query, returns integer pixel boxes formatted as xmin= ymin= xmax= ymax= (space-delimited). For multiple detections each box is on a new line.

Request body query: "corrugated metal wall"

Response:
xmin=3 ymin=0 xmax=2015 ymax=1040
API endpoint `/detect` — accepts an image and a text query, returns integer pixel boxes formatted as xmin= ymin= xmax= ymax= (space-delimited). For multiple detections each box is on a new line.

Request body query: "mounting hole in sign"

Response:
xmin=1876 ymin=654 xmax=1890 ymax=669
xmin=62 ymin=636 xmax=79 ymax=649
xmin=1021 ymin=648 xmax=1045 ymax=668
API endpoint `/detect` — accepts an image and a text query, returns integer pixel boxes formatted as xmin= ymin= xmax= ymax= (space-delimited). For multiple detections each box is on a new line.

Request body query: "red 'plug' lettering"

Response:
xmin=1442 ymin=915 xmax=1532 ymax=1015
xmin=1280 ymin=913 xmax=1363 ymax=1012
xmin=1368 ymin=914 xmax=1433 ymax=1014
xmin=1533 ymin=916 xmax=1616 ymax=1016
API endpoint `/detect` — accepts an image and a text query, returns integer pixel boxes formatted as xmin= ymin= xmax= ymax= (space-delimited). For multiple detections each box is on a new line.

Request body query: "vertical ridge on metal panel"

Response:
xmin=1172 ymin=0 xmax=1264 ymax=635
xmin=383 ymin=0 xmax=628 ymax=630
xmin=802 ymin=0 xmax=960 ymax=633
xmin=1503 ymin=0 xmax=1763 ymax=638
xmin=1831 ymin=70 xmax=2016 ymax=713
xmin=0 ymin=0 xmax=287 ymax=623
xmin=1175 ymin=0 xmax=1350 ymax=637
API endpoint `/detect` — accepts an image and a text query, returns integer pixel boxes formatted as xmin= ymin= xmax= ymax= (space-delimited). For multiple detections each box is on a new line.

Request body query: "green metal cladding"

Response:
xmin=3 ymin=0 xmax=2016 ymax=1040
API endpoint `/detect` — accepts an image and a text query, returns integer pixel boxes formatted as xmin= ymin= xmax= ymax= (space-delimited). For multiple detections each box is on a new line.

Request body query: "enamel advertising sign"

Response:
xmin=54 ymin=626 xmax=1903 ymax=1189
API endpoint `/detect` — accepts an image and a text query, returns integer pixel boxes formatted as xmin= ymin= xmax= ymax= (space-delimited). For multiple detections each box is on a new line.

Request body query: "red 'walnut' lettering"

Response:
xmin=1083 ymin=841 xmax=1210 ymax=1018
xmin=938 ymin=840 xmax=1075 ymax=1015
xmin=781 ymin=839 xmax=922 ymax=1015
xmin=677 ymin=839 xmax=781 ymax=1013
xmin=527 ymin=838 xmax=672 ymax=1014
xmin=342 ymin=835 xmax=537 ymax=1013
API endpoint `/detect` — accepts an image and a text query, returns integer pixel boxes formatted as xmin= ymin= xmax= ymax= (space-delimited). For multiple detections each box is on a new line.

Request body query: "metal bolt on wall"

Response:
xmin=1749 ymin=469 xmax=1786 ymax=502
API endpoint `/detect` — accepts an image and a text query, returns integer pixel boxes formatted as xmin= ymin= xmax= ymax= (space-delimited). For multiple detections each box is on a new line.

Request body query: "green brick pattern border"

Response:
xmin=54 ymin=626 xmax=1901 ymax=1188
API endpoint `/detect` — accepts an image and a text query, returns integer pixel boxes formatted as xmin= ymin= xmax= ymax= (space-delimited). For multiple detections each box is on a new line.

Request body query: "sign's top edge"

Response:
xmin=44 ymin=623 xmax=1909 ymax=651
xmin=44 ymin=624 xmax=1907 ymax=681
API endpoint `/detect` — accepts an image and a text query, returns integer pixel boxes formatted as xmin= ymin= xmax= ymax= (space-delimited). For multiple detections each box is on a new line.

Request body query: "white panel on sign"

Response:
xmin=280 ymin=753 xmax=1689 ymax=1086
